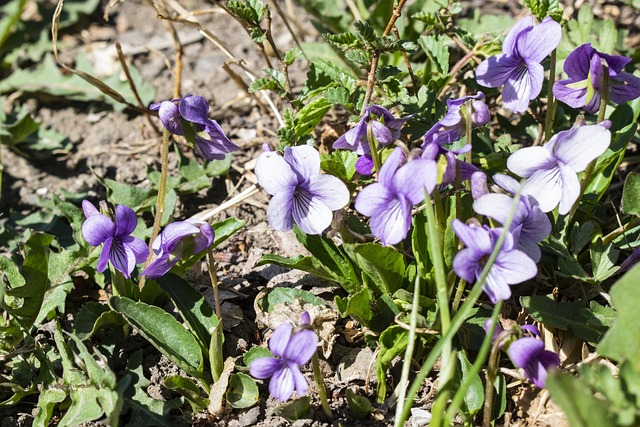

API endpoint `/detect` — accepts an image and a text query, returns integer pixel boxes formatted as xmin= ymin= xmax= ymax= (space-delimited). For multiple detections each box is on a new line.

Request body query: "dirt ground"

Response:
xmin=1 ymin=0 xmax=636 ymax=425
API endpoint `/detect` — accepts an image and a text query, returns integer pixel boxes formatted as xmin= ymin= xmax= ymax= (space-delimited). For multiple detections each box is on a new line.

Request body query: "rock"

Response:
xmin=337 ymin=347 xmax=376 ymax=384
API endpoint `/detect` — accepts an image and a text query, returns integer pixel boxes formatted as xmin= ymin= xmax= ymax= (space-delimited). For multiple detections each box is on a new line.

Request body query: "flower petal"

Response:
xmin=553 ymin=79 xmax=588 ymax=109
xmin=371 ymin=120 xmax=394 ymax=145
xmin=473 ymin=193 xmax=527 ymax=226
xmin=114 ymin=205 xmax=138 ymax=237
xmin=552 ymin=124 xmax=610 ymax=172
xmin=493 ymin=248 xmax=538 ymax=285
xmin=255 ymin=151 xmax=298 ymax=195
xmin=355 ymin=154 xmax=375 ymax=176
xmin=522 ymin=167 xmax=563 ymax=213
xmin=493 ymin=173 xmax=521 ymax=195
xmin=514 ymin=16 xmax=561 ymax=63
xmin=379 ymin=147 xmax=405 ymax=188
xmin=370 ymin=196 xmax=411 ymax=246
xmin=304 ymin=174 xmax=350 ymax=211
xmin=288 ymin=363 xmax=309 ymax=396
xmin=269 ymin=323 xmax=292 ymax=358
xmin=452 ymin=248 xmax=483 ymax=283
xmin=563 ymin=44 xmax=594 ymax=78
xmin=285 ymin=145 xmax=321 ymax=181
xmin=483 ymin=266 xmax=513 ymax=303
xmin=97 ymin=237 xmax=113 ymax=273
xmin=355 ymin=183 xmax=393 ymax=217
xmin=502 ymin=61 xmax=544 ymax=113
xmin=291 ymin=188 xmax=334 ymax=235
xmin=557 ymin=163 xmax=581 ymax=215
xmin=82 ymin=214 xmax=115 ymax=247
xmin=503 ymin=16 xmax=534 ymax=55
xmin=507 ymin=146 xmax=556 ymax=178
xmin=267 ymin=187 xmax=295 ymax=231
xmin=452 ymin=219 xmax=492 ymax=253
xmin=141 ymin=253 xmax=175 ymax=279
xmin=476 ymin=54 xmax=522 ymax=88
xmin=609 ymin=72 xmax=640 ymax=105
xmin=178 ymin=95 xmax=210 ymax=126
xmin=393 ymin=159 xmax=437 ymax=205
xmin=158 ymin=101 xmax=184 ymax=135
xmin=269 ymin=365 xmax=295 ymax=401
xmin=82 ymin=200 xmax=99 ymax=218
xmin=283 ymin=329 xmax=318 ymax=365
xmin=508 ymin=337 xmax=543 ymax=370
xmin=250 ymin=357 xmax=283 ymax=379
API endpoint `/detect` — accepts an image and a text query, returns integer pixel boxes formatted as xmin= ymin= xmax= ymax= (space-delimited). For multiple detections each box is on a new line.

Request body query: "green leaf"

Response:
xmin=0 ymin=0 xmax=28 ymax=48
xmin=491 ymin=373 xmax=507 ymax=421
xmin=32 ymin=387 xmax=66 ymax=427
xmin=590 ymin=238 xmax=619 ymax=283
xmin=323 ymin=86 xmax=351 ymax=106
xmin=598 ymin=264 xmax=640 ymax=369
xmin=346 ymin=388 xmax=372 ymax=419
xmin=156 ymin=274 xmax=218 ymax=350
xmin=274 ymin=396 xmax=310 ymax=421
xmin=546 ymin=371 xmax=614 ymax=427
xmin=257 ymin=254 xmax=341 ymax=284
xmin=376 ymin=325 xmax=408 ymax=402
xmin=260 ymin=287 xmax=326 ymax=313
xmin=226 ymin=373 xmax=259 ymax=408
xmin=335 ymin=287 xmax=373 ymax=325
xmin=210 ymin=319 xmax=224 ymax=382
xmin=283 ymin=48 xmax=303 ymax=65
xmin=110 ymin=296 xmax=204 ymax=379
xmin=212 ymin=217 xmax=246 ymax=247
xmin=343 ymin=243 xmax=405 ymax=295
xmin=418 ymin=34 xmax=449 ymax=74
xmin=320 ymin=150 xmax=357 ymax=182
xmin=456 ymin=351 xmax=484 ymax=416
xmin=243 ymin=347 xmax=273 ymax=367
xmin=294 ymin=97 xmax=332 ymax=139
xmin=102 ymin=178 xmax=155 ymax=211
xmin=622 ymin=172 xmax=640 ymax=217
xmin=521 ymin=295 xmax=609 ymax=344
xmin=164 ymin=375 xmax=208 ymax=411
xmin=74 ymin=302 xmax=125 ymax=340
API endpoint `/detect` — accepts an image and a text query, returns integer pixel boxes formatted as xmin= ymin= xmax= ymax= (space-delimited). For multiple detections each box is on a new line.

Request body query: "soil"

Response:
xmin=1 ymin=0 xmax=634 ymax=426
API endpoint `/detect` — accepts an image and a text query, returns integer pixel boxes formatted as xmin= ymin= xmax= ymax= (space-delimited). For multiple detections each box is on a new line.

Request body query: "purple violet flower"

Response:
xmin=507 ymin=337 xmax=560 ymax=388
xmin=249 ymin=315 xmax=318 ymax=401
xmin=81 ymin=201 xmax=147 ymax=279
xmin=333 ymin=105 xmax=409 ymax=155
xmin=473 ymin=174 xmax=551 ymax=262
xmin=422 ymin=92 xmax=490 ymax=149
xmin=141 ymin=219 xmax=214 ymax=279
xmin=619 ymin=247 xmax=640 ymax=273
xmin=355 ymin=147 xmax=437 ymax=246
xmin=553 ymin=43 xmax=640 ymax=114
xmin=150 ymin=95 xmax=239 ymax=161
xmin=476 ymin=16 xmax=562 ymax=113
xmin=452 ymin=219 xmax=538 ymax=303
xmin=255 ymin=145 xmax=350 ymax=235
xmin=507 ymin=122 xmax=611 ymax=215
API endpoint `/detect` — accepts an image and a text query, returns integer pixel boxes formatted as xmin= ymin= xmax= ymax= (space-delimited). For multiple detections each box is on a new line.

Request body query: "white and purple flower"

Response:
xmin=452 ymin=219 xmax=538 ymax=303
xmin=355 ymin=147 xmax=437 ymax=246
xmin=249 ymin=314 xmax=318 ymax=402
xmin=255 ymin=145 xmax=350 ymax=235
xmin=81 ymin=201 xmax=147 ymax=279
xmin=507 ymin=122 xmax=611 ymax=215
xmin=476 ymin=16 xmax=562 ymax=113
xmin=141 ymin=219 xmax=214 ymax=279
xmin=553 ymin=43 xmax=640 ymax=114
xmin=150 ymin=95 xmax=239 ymax=161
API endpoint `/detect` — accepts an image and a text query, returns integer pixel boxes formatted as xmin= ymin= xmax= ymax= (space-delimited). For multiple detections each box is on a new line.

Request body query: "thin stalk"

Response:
xmin=392 ymin=26 xmax=417 ymax=96
xmin=396 ymin=184 xmax=523 ymax=427
xmin=312 ymin=353 xmax=333 ymax=420
xmin=464 ymin=101 xmax=473 ymax=165
xmin=140 ymin=129 xmax=171 ymax=289
xmin=450 ymin=278 xmax=466 ymax=314
xmin=361 ymin=0 xmax=408 ymax=113
xmin=481 ymin=331 xmax=504 ymax=427
xmin=394 ymin=275 xmax=422 ymax=422
xmin=597 ymin=63 xmax=611 ymax=125
xmin=366 ymin=121 xmax=382 ymax=175
xmin=207 ymin=250 xmax=222 ymax=318
xmin=444 ymin=301 xmax=503 ymax=425
xmin=264 ymin=7 xmax=293 ymax=99
xmin=543 ymin=49 xmax=557 ymax=142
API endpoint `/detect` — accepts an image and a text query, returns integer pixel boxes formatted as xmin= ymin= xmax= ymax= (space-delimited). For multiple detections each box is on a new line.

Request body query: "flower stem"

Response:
xmin=443 ymin=301 xmax=503 ymax=425
xmin=207 ymin=250 xmax=222 ymax=319
xmin=481 ymin=326 xmax=504 ymax=427
xmin=140 ymin=128 xmax=171 ymax=289
xmin=394 ymin=275 xmax=422 ymax=422
xmin=395 ymin=184 xmax=523 ymax=427
xmin=543 ymin=49 xmax=558 ymax=142
xmin=311 ymin=353 xmax=333 ymax=421
xmin=597 ymin=62 xmax=610 ymax=124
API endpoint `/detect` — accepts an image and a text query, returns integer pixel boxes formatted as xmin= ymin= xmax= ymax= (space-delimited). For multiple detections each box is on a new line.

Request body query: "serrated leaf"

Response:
xmin=418 ymin=34 xmax=449 ymax=74
xmin=354 ymin=20 xmax=376 ymax=44
xmin=294 ymin=97 xmax=331 ymax=138
xmin=320 ymin=150 xmax=357 ymax=181
xmin=323 ymin=86 xmax=351 ymax=106
xmin=323 ymin=32 xmax=362 ymax=49
xmin=102 ymin=178 xmax=155 ymax=212
xmin=283 ymin=47 xmax=302 ymax=65
xmin=110 ymin=296 xmax=204 ymax=379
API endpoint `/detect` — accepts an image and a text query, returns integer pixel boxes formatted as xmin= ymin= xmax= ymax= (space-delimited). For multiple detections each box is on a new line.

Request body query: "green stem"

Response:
xmin=366 ymin=121 xmax=382 ymax=175
xmin=597 ymin=62 xmax=610 ymax=125
xmin=464 ymin=101 xmax=473 ymax=165
xmin=543 ymin=49 xmax=558 ymax=142
xmin=140 ymin=129 xmax=171 ymax=289
xmin=482 ymin=328 xmax=504 ymax=427
xmin=312 ymin=353 xmax=333 ymax=421
xmin=444 ymin=301 xmax=503 ymax=425
xmin=451 ymin=278 xmax=467 ymax=314
xmin=207 ymin=250 xmax=222 ymax=319
xmin=396 ymin=184 xmax=523 ymax=427
xmin=394 ymin=275 xmax=422 ymax=422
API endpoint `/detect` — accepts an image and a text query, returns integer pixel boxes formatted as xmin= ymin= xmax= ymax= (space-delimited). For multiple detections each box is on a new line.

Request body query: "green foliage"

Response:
xmin=523 ymin=0 xmax=562 ymax=21
xmin=346 ymin=388 xmax=372 ymax=419
xmin=226 ymin=373 xmax=259 ymax=408
xmin=0 ymin=107 xmax=71 ymax=158
xmin=274 ymin=396 xmax=311 ymax=421
xmin=622 ymin=172 xmax=640 ymax=216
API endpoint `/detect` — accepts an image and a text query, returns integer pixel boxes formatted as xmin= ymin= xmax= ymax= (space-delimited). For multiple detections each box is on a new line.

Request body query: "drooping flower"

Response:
xmin=507 ymin=336 xmax=560 ymax=388
xmin=141 ymin=219 xmax=214 ymax=279
xmin=150 ymin=95 xmax=239 ymax=161
xmin=553 ymin=43 xmax=640 ymax=114
xmin=333 ymin=105 xmax=410 ymax=155
xmin=355 ymin=147 xmax=437 ymax=246
xmin=452 ymin=219 xmax=538 ymax=303
xmin=476 ymin=16 xmax=562 ymax=113
xmin=422 ymin=92 xmax=490 ymax=149
xmin=507 ymin=122 xmax=611 ymax=215
xmin=81 ymin=201 xmax=147 ymax=279
xmin=473 ymin=174 xmax=551 ymax=262
xmin=249 ymin=314 xmax=318 ymax=401
xmin=254 ymin=145 xmax=350 ymax=235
